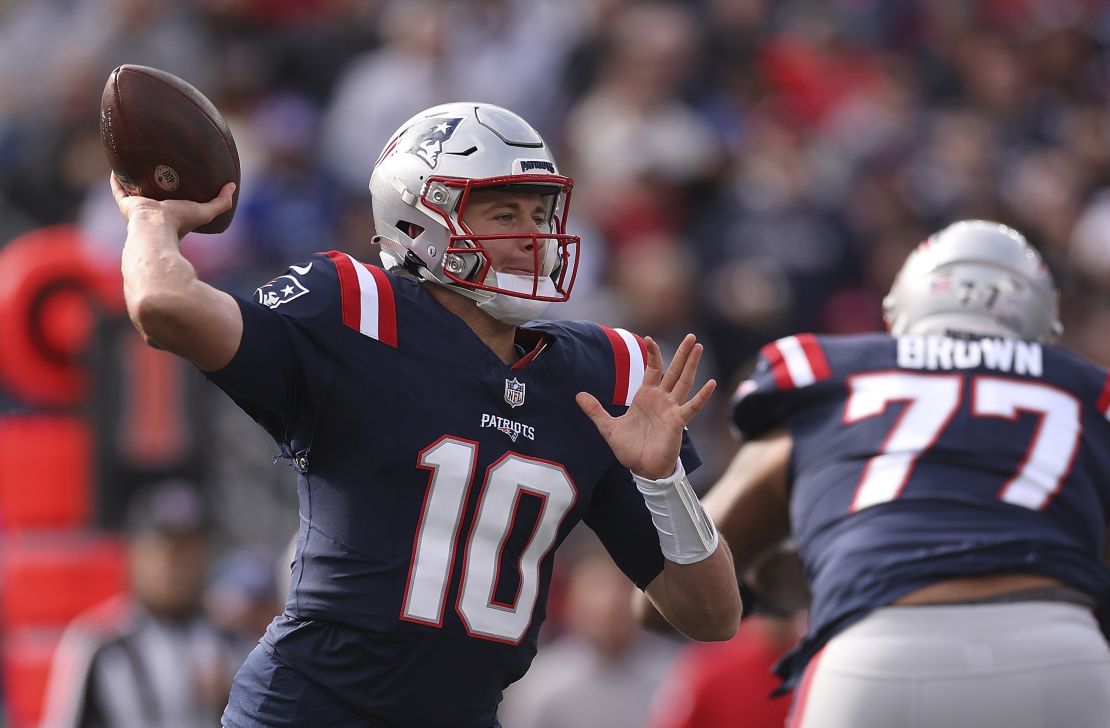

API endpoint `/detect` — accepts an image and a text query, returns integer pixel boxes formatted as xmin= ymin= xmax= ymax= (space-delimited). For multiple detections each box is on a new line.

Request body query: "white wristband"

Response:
xmin=634 ymin=459 xmax=719 ymax=564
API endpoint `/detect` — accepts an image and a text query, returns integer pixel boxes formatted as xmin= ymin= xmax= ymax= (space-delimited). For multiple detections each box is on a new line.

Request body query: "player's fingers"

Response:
xmin=110 ymin=172 xmax=127 ymax=201
xmin=215 ymin=182 xmax=236 ymax=209
xmin=671 ymin=341 xmax=705 ymax=401
xmin=678 ymin=379 xmax=717 ymax=422
xmin=660 ymin=334 xmax=696 ymax=392
xmin=197 ymin=182 xmax=236 ymax=219
xmin=575 ymin=391 xmax=612 ymax=432
xmin=641 ymin=337 xmax=664 ymax=387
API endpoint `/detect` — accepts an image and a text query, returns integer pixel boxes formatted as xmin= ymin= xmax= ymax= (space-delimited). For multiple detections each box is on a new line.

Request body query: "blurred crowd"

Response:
xmin=3 ymin=0 xmax=1110 ymax=725
xmin=3 ymin=0 xmax=1110 ymax=459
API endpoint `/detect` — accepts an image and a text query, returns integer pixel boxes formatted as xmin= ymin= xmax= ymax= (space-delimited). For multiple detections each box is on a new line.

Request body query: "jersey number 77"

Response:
xmin=845 ymin=372 xmax=1080 ymax=512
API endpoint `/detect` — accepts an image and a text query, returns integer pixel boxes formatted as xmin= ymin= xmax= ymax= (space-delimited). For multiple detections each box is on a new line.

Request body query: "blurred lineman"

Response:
xmin=705 ymin=221 xmax=1110 ymax=727
xmin=112 ymin=102 xmax=739 ymax=727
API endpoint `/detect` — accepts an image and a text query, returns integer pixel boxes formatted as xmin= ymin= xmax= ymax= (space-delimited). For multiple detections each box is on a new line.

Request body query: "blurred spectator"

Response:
xmin=647 ymin=615 xmax=801 ymax=728
xmin=563 ymin=1 xmax=720 ymax=250
xmin=195 ymin=0 xmax=379 ymax=104
xmin=319 ymin=0 xmax=454 ymax=196
xmin=690 ymin=113 xmax=860 ymax=377
xmin=0 ymin=55 xmax=108 ymax=228
xmin=1069 ymin=188 xmax=1110 ymax=289
xmin=648 ymin=545 xmax=807 ymax=728
xmin=498 ymin=537 xmax=683 ymax=728
xmin=609 ymin=234 xmax=698 ymax=342
xmin=0 ymin=0 xmax=217 ymax=119
xmin=439 ymin=0 xmax=580 ymax=139
xmin=237 ymin=91 xmax=343 ymax=271
xmin=321 ymin=0 xmax=579 ymax=199
xmin=40 ymin=481 xmax=238 ymax=728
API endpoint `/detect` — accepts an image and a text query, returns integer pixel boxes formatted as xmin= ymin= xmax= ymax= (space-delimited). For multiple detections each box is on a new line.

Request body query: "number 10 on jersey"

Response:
xmin=401 ymin=436 xmax=577 ymax=644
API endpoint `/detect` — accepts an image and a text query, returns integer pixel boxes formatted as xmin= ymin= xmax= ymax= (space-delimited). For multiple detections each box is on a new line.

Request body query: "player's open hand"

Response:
xmin=110 ymin=173 xmax=235 ymax=237
xmin=576 ymin=334 xmax=716 ymax=480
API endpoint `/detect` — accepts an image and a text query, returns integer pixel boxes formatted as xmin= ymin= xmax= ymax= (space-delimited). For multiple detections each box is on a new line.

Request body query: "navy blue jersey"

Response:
xmin=208 ymin=252 xmax=699 ymax=727
xmin=732 ymin=332 xmax=1110 ymax=690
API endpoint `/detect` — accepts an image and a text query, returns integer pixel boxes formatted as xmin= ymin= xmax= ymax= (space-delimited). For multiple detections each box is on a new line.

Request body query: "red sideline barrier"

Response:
xmin=2 ymin=626 xmax=63 ymax=728
xmin=0 ymin=533 xmax=128 ymax=628
xmin=0 ymin=417 xmax=91 ymax=530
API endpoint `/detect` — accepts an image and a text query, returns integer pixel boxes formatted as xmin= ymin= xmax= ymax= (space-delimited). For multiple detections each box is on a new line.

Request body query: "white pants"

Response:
xmin=789 ymin=601 xmax=1110 ymax=728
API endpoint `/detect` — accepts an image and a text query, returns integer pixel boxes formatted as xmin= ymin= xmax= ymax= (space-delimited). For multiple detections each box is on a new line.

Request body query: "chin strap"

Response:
xmin=474 ymin=274 xmax=555 ymax=325
xmin=633 ymin=459 xmax=719 ymax=564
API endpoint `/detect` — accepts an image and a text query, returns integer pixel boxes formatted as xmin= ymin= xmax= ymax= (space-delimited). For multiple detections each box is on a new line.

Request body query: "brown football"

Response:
xmin=100 ymin=64 xmax=240 ymax=234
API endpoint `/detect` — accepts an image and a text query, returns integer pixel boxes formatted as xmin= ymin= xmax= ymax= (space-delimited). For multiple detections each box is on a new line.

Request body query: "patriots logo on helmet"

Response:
xmin=408 ymin=118 xmax=462 ymax=168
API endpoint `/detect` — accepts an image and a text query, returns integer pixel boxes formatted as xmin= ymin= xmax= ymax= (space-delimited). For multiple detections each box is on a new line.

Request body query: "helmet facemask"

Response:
xmin=370 ymin=103 xmax=581 ymax=325
xmin=426 ymin=175 xmax=579 ymax=305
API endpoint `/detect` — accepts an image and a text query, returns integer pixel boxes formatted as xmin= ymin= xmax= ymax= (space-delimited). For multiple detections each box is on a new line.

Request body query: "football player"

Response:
xmin=693 ymin=221 xmax=1110 ymax=727
xmin=113 ymin=102 xmax=741 ymax=728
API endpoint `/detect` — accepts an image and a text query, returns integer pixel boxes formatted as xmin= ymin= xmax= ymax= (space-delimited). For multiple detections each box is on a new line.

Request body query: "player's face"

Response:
xmin=461 ymin=189 xmax=553 ymax=274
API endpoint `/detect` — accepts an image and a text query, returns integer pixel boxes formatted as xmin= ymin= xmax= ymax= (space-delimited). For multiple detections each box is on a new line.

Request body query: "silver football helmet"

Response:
xmin=883 ymin=220 xmax=1062 ymax=342
xmin=369 ymin=102 xmax=580 ymax=325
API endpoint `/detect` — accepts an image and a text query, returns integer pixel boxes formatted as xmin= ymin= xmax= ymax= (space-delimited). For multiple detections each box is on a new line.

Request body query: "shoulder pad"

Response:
xmin=735 ymin=333 xmax=832 ymax=404
xmin=758 ymin=333 xmax=832 ymax=391
xmin=597 ymin=324 xmax=647 ymax=406
xmin=325 ymin=251 xmax=398 ymax=347
xmin=731 ymin=333 xmax=833 ymax=440
xmin=251 ymin=252 xmax=399 ymax=348
xmin=252 ymin=256 xmax=330 ymax=312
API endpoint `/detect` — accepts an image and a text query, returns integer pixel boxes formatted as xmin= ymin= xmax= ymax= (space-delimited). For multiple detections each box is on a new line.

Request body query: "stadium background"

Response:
xmin=0 ymin=0 xmax=1108 ymax=725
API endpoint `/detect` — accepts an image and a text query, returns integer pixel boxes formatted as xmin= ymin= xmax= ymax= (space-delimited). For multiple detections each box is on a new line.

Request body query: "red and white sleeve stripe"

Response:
xmin=327 ymin=251 xmax=398 ymax=348
xmin=600 ymin=325 xmax=647 ymax=406
xmin=1097 ymin=372 xmax=1110 ymax=421
xmin=760 ymin=334 xmax=831 ymax=390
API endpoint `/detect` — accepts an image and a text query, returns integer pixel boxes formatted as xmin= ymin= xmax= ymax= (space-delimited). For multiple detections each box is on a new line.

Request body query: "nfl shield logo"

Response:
xmin=504 ymin=378 xmax=526 ymax=408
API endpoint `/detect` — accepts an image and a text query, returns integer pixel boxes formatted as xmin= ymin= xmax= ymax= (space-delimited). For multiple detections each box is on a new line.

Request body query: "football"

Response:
xmin=100 ymin=64 xmax=240 ymax=234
